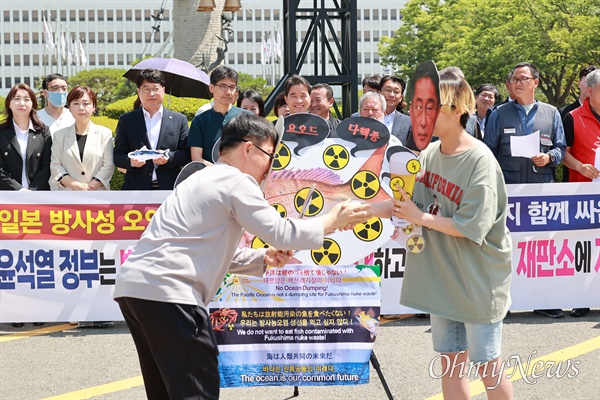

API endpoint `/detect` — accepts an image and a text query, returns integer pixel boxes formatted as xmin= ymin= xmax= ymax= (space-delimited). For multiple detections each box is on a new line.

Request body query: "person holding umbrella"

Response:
xmin=113 ymin=69 xmax=191 ymax=190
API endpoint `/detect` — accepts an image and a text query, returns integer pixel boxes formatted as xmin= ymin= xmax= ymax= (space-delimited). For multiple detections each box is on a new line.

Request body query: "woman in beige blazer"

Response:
xmin=50 ymin=86 xmax=114 ymax=190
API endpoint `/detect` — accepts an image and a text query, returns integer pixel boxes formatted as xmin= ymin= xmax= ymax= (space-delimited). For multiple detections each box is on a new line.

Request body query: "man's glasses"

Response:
xmin=140 ymin=86 xmax=163 ymax=94
xmin=510 ymin=77 xmax=534 ymax=84
xmin=216 ymin=84 xmax=237 ymax=93
xmin=48 ymin=85 xmax=68 ymax=92
xmin=242 ymin=139 xmax=275 ymax=159
xmin=381 ymin=88 xmax=402 ymax=96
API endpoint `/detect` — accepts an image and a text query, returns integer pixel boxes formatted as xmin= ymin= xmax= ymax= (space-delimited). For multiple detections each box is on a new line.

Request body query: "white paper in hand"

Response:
xmin=510 ymin=130 xmax=540 ymax=158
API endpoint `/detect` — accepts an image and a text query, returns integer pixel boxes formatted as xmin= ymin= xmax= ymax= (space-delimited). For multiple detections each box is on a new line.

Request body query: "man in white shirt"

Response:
xmin=37 ymin=73 xmax=75 ymax=137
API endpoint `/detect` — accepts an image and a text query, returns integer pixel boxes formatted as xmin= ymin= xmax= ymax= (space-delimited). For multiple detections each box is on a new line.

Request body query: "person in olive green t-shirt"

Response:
xmin=375 ymin=69 xmax=513 ymax=399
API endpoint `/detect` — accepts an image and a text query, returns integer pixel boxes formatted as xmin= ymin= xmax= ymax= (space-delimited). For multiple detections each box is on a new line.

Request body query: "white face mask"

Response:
xmin=48 ymin=91 xmax=68 ymax=107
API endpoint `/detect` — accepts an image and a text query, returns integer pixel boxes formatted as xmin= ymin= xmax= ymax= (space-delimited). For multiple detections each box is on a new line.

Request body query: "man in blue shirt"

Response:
xmin=188 ymin=65 xmax=249 ymax=164
xmin=485 ymin=62 xmax=566 ymax=185
xmin=484 ymin=62 xmax=567 ymax=319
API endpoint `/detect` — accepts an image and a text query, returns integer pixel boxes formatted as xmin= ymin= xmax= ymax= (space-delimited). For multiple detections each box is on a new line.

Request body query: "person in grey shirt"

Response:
xmin=114 ymin=113 xmax=373 ymax=400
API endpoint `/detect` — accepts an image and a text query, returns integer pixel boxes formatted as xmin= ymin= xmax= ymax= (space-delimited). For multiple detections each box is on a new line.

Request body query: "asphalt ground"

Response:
xmin=1 ymin=311 xmax=599 ymax=400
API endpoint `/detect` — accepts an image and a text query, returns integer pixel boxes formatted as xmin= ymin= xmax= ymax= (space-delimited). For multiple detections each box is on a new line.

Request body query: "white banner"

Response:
xmin=0 ymin=182 xmax=598 ymax=322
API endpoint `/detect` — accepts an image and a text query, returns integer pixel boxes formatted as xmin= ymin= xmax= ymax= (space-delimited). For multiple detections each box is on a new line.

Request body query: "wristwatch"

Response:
xmin=547 ymin=153 xmax=555 ymax=165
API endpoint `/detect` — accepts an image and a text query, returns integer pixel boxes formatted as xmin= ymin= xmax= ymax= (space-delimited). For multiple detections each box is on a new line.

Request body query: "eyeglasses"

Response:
xmin=216 ymin=84 xmax=237 ymax=93
xmin=510 ymin=77 xmax=534 ymax=84
xmin=48 ymin=85 xmax=68 ymax=92
xmin=381 ymin=88 xmax=402 ymax=96
xmin=242 ymin=139 xmax=275 ymax=159
xmin=411 ymin=103 xmax=440 ymax=115
xmin=140 ymin=86 xmax=163 ymax=94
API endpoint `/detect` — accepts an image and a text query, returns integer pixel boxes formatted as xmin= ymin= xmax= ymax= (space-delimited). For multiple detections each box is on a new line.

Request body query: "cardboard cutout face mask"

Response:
xmin=407 ymin=61 xmax=441 ymax=151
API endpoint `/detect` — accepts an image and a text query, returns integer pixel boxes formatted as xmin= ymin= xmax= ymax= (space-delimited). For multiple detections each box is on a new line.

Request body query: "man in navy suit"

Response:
xmin=380 ymin=75 xmax=412 ymax=146
xmin=114 ymin=69 xmax=190 ymax=190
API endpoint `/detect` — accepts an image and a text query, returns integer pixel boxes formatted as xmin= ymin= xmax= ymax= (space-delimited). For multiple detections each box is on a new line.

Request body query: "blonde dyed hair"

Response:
xmin=439 ymin=70 xmax=475 ymax=128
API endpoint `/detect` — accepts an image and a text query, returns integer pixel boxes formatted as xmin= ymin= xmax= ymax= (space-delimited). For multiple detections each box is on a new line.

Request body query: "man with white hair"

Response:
xmin=358 ymin=91 xmax=387 ymax=124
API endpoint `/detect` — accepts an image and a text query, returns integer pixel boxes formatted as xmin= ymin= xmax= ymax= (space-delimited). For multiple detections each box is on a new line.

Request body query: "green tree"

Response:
xmin=68 ymin=68 xmax=137 ymax=115
xmin=379 ymin=0 xmax=600 ymax=106
xmin=237 ymin=73 xmax=273 ymax=99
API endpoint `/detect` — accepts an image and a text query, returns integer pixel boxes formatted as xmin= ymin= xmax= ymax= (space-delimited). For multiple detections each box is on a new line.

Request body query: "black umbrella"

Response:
xmin=124 ymin=57 xmax=212 ymax=99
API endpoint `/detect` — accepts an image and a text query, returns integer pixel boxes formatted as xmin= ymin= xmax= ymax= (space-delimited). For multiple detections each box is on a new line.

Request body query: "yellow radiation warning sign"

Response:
xmin=311 ymin=238 xmax=341 ymax=265
xmin=272 ymin=143 xmax=291 ymax=170
xmin=323 ymin=144 xmax=350 ymax=170
xmin=401 ymin=224 xmax=414 ymax=235
xmin=353 ymin=217 xmax=383 ymax=241
xmin=271 ymin=203 xmax=287 ymax=218
xmin=406 ymin=159 xmax=421 ymax=174
xmin=406 ymin=234 xmax=425 ymax=254
xmin=351 ymin=171 xmax=380 ymax=199
xmin=251 ymin=236 xmax=270 ymax=249
xmin=294 ymin=187 xmax=324 ymax=217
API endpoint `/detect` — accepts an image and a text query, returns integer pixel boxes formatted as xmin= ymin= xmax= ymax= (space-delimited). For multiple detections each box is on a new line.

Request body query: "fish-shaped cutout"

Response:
xmin=128 ymin=146 xmax=169 ymax=161
xmin=264 ymin=145 xmax=390 ymax=219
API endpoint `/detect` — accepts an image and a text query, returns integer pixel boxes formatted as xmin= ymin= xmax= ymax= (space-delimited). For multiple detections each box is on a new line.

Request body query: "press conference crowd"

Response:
xmin=1 ymin=61 xmax=598 ymax=399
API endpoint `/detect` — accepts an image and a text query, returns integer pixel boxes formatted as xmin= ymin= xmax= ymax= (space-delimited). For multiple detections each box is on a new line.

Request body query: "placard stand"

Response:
xmin=291 ymin=351 xmax=394 ymax=399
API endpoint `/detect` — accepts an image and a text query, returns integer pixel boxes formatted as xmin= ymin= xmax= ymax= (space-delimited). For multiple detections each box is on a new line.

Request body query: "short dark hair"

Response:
xmin=67 ymin=86 xmax=98 ymax=110
xmin=311 ymin=83 xmax=334 ymax=100
xmin=236 ymin=89 xmax=266 ymax=117
xmin=579 ymin=65 xmax=598 ymax=79
xmin=135 ymin=69 xmax=165 ymax=88
xmin=407 ymin=61 xmax=440 ymax=104
xmin=380 ymin=75 xmax=406 ymax=93
xmin=362 ymin=75 xmax=381 ymax=91
xmin=513 ymin=62 xmax=539 ymax=79
xmin=210 ymin=65 xmax=238 ymax=85
xmin=219 ymin=113 xmax=278 ymax=154
xmin=273 ymin=92 xmax=287 ymax=117
xmin=474 ymin=84 xmax=499 ymax=102
xmin=42 ymin=73 xmax=68 ymax=90
xmin=284 ymin=75 xmax=311 ymax=96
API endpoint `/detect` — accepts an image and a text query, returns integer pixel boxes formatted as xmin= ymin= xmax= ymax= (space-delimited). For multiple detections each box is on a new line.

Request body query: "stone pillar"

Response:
xmin=173 ymin=0 xmax=226 ymax=72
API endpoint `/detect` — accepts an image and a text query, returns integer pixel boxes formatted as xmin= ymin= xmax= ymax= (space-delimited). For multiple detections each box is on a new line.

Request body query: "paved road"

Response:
xmin=1 ymin=311 xmax=599 ymax=400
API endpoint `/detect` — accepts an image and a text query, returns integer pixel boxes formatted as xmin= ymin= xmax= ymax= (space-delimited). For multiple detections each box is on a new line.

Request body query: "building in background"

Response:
xmin=1 ymin=0 xmax=406 ymax=97
xmin=0 ymin=0 xmax=173 ymax=96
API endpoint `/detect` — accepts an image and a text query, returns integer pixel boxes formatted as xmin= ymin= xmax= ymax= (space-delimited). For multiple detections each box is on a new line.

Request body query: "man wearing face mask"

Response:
xmin=37 ymin=73 xmax=75 ymax=137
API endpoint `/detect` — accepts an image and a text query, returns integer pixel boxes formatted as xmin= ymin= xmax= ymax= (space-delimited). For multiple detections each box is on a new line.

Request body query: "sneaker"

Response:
xmin=570 ymin=308 xmax=590 ymax=318
xmin=534 ymin=309 xmax=564 ymax=318
xmin=11 ymin=323 xmax=24 ymax=328
xmin=32 ymin=322 xmax=45 ymax=326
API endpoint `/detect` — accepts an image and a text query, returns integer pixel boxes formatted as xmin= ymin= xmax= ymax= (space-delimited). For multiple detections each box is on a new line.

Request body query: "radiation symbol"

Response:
xmin=294 ymin=187 xmax=324 ymax=217
xmin=389 ymin=176 xmax=404 ymax=192
xmin=406 ymin=234 xmax=425 ymax=254
xmin=406 ymin=159 xmax=421 ymax=174
xmin=323 ymin=144 xmax=349 ymax=170
xmin=272 ymin=203 xmax=287 ymax=218
xmin=401 ymin=224 xmax=414 ymax=235
xmin=251 ymin=236 xmax=270 ymax=249
xmin=353 ymin=217 xmax=383 ymax=242
xmin=272 ymin=143 xmax=291 ymax=170
xmin=351 ymin=171 xmax=380 ymax=199
xmin=311 ymin=238 xmax=342 ymax=265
